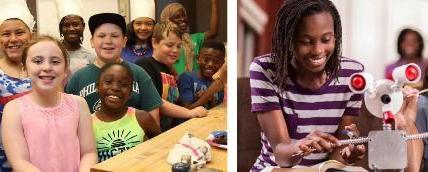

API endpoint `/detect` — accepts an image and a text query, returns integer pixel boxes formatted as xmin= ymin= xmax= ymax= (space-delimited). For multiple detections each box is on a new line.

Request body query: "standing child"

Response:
xmin=0 ymin=1 xmax=35 ymax=170
xmin=121 ymin=0 xmax=156 ymax=62
xmin=1 ymin=35 xmax=97 ymax=171
xmin=93 ymin=62 xmax=161 ymax=162
xmin=178 ymin=39 xmax=225 ymax=109
xmin=55 ymin=0 xmax=96 ymax=75
xmin=136 ymin=22 xmax=207 ymax=131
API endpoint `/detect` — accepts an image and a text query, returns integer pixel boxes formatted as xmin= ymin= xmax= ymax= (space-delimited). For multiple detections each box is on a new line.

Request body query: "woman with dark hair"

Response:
xmin=121 ymin=0 xmax=156 ymax=63
xmin=385 ymin=28 xmax=426 ymax=88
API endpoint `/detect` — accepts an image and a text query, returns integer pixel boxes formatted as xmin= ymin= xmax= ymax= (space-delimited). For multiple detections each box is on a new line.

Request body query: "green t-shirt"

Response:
xmin=92 ymin=107 xmax=145 ymax=162
xmin=173 ymin=32 xmax=205 ymax=75
xmin=65 ymin=61 xmax=163 ymax=113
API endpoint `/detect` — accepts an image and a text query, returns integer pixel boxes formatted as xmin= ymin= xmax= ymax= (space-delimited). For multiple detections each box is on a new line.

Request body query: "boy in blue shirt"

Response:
xmin=178 ymin=40 xmax=225 ymax=109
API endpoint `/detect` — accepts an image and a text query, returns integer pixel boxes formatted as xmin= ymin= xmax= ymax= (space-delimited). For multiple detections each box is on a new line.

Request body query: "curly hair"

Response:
xmin=271 ymin=0 xmax=342 ymax=92
xmin=160 ymin=2 xmax=195 ymax=72
xmin=397 ymin=28 xmax=424 ymax=59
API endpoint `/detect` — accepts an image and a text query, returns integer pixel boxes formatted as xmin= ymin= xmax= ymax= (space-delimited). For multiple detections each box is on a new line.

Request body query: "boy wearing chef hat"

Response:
xmin=56 ymin=0 xmax=95 ymax=75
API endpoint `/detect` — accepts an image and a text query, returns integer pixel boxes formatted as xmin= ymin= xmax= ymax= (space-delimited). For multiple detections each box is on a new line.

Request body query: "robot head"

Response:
xmin=348 ymin=64 xmax=421 ymax=119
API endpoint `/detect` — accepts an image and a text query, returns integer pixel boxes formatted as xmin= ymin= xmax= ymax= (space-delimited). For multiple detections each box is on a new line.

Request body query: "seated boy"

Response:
xmin=178 ymin=40 xmax=226 ymax=109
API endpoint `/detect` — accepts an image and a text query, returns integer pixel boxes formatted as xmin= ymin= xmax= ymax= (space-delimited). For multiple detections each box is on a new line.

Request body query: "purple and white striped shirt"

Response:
xmin=249 ymin=54 xmax=364 ymax=171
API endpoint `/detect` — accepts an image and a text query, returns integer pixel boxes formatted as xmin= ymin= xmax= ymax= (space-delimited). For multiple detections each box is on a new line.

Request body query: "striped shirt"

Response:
xmin=249 ymin=54 xmax=364 ymax=171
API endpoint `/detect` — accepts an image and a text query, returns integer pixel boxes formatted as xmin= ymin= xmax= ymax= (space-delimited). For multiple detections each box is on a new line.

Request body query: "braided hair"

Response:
xmin=271 ymin=0 xmax=342 ymax=92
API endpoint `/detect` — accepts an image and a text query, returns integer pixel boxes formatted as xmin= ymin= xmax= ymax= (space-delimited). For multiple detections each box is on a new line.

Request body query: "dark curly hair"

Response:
xmin=397 ymin=28 xmax=424 ymax=59
xmin=271 ymin=0 xmax=342 ymax=92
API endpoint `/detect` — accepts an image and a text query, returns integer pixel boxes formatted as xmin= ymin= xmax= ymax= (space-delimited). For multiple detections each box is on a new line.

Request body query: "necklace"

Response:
xmin=132 ymin=44 xmax=150 ymax=57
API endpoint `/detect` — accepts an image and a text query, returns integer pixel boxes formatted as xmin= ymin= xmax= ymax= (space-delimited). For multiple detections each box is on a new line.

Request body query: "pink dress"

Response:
xmin=17 ymin=93 xmax=80 ymax=172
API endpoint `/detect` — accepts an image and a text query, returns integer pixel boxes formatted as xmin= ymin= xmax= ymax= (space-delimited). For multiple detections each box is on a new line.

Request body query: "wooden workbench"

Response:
xmin=91 ymin=104 xmax=227 ymax=172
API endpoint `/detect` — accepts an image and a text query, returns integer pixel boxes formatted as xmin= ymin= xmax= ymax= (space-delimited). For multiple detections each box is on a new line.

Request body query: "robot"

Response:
xmin=347 ymin=63 xmax=427 ymax=171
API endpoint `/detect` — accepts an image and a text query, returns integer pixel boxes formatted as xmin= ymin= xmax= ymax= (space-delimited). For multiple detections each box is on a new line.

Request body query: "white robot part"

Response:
xmin=364 ymin=79 xmax=403 ymax=119
xmin=349 ymin=72 xmax=374 ymax=94
xmin=392 ymin=63 xmax=421 ymax=84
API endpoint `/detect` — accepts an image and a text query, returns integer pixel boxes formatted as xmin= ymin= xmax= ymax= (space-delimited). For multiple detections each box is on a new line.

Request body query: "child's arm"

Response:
xmin=160 ymin=100 xmax=208 ymax=118
xmin=75 ymin=96 xmax=98 ymax=172
xmin=135 ymin=109 xmax=162 ymax=139
xmin=178 ymin=71 xmax=225 ymax=109
xmin=257 ymin=110 xmax=339 ymax=167
xmin=1 ymin=101 xmax=41 ymax=172
xmin=186 ymin=79 xmax=224 ymax=109
xmin=204 ymin=0 xmax=219 ymax=39
xmin=395 ymin=87 xmax=423 ymax=172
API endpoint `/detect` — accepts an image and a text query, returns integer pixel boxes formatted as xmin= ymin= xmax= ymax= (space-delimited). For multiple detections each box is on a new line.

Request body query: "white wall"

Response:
xmin=331 ymin=0 xmax=428 ymax=79
xmin=36 ymin=0 xmax=119 ymax=52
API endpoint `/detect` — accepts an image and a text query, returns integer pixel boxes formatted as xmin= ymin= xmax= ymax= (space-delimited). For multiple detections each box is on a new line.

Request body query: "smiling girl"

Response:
xmin=93 ymin=62 xmax=161 ymax=162
xmin=1 ymin=35 xmax=97 ymax=171
xmin=249 ymin=0 xmax=366 ymax=170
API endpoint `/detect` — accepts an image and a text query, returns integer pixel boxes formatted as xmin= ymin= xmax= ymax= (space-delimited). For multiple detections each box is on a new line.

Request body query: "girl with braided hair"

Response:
xmin=249 ymin=0 xmax=366 ymax=170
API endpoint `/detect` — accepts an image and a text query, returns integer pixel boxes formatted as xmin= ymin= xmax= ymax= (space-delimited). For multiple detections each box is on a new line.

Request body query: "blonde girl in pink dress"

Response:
xmin=1 ymin=35 xmax=97 ymax=172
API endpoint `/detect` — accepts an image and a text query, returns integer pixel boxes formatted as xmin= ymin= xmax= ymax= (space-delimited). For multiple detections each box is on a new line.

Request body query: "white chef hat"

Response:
xmin=55 ymin=0 xmax=83 ymax=21
xmin=130 ymin=0 xmax=156 ymax=22
xmin=0 ymin=0 xmax=35 ymax=30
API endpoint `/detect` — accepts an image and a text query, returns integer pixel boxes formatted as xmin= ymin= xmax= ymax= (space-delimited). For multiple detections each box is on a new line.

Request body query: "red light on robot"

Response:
xmin=405 ymin=65 xmax=419 ymax=81
xmin=351 ymin=74 xmax=365 ymax=91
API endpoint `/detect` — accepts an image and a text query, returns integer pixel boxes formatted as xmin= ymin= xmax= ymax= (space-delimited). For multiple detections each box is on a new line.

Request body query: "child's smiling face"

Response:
xmin=97 ymin=64 xmax=133 ymax=109
xmin=198 ymin=48 xmax=225 ymax=78
xmin=293 ymin=12 xmax=335 ymax=74
xmin=25 ymin=40 xmax=67 ymax=92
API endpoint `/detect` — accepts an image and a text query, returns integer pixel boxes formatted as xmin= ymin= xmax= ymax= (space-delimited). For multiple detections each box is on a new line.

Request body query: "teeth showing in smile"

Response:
xmin=309 ymin=56 xmax=325 ymax=65
xmin=108 ymin=95 xmax=119 ymax=99
xmin=8 ymin=45 xmax=20 ymax=49
xmin=40 ymin=76 xmax=54 ymax=80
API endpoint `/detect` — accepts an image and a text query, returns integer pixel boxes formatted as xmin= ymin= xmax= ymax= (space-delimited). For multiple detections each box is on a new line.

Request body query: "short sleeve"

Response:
xmin=65 ymin=71 xmax=80 ymax=95
xmin=343 ymin=93 xmax=363 ymax=116
xmin=130 ymin=63 xmax=163 ymax=111
xmin=191 ymin=32 xmax=206 ymax=57
xmin=178 ymin=72 xmax=195 ymax=104
xmin=249 ymin=57 xmax=281 ymax=113
xmin=416 ymin=96 xmax=428 ymax=134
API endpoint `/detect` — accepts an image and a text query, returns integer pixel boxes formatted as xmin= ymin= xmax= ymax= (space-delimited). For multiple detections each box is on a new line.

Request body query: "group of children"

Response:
xmin=0 ymin=0 xmax=225 ymax=171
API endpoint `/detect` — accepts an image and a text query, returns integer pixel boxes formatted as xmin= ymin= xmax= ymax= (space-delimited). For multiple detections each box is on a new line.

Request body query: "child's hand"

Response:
xmin=295 ymin=130 xmax=339 ymax=156
xmin=340 ymin=124 xmax=366 ymax=164
xmin=189 ymin=106 xmax=208 ymax=118
xmin=196 ymin=90 xmax=206 ymax=98
xmin=395 ymin=86 xmax=419 ymax=130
